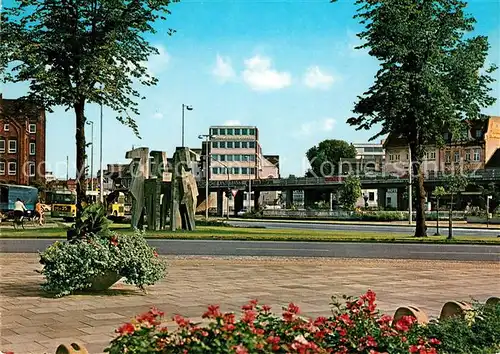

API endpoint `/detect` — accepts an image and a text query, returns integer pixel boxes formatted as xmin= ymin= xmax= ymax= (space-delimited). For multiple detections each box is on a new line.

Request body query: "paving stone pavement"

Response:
xmin=0 ymin=253 xmax=499 ymax=354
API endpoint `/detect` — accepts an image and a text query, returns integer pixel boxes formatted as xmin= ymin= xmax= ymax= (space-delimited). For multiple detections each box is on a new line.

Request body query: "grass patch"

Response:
xmin=0 ymin=224 xmax=499 ymax=244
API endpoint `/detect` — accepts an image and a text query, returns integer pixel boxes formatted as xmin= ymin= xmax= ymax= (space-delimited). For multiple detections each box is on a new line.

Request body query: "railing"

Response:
xmin=196 ymin=169 xmax=500 ymax=188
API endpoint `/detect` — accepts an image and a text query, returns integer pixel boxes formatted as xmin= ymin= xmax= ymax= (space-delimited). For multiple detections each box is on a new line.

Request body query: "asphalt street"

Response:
xmin=1 ymin=238 xmax=499 ymax=261
xmin=228 ymin=220 xmax=500 ymax=237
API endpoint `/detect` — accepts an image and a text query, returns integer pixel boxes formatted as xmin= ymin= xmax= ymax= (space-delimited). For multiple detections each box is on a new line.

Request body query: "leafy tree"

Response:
xmin=306 ymin=140 xmax=357 ymax=177
xmin=479 ymin=182 xmax=500 ymax=213
xmin=443 ymin=173 xmax=469 ymax=239
xmin=347 ymin=0 xmax=497 ymax=237
xmin=432 ymin=186 xmax=447 ymax=236
xmin=1 ymin=0 xmax=177 ymax=208
xmin=339 ymin=174 xmax=362 ymax=211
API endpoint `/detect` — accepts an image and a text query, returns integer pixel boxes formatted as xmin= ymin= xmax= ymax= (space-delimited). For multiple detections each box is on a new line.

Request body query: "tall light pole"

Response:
xmin=182 ymin=104 xmax=193 ymax=147
xmin=99 ymin=99 xmax=104 ymax=203
xmin=408 ymin=145 xmax=412 ymax=224
xmin=245 ymin=155 xmax=252 ymax=212
xmin=198 ymin=134 xmax=211 ymax=219
xmin=86 ymin=121 xmax=94 ymax=191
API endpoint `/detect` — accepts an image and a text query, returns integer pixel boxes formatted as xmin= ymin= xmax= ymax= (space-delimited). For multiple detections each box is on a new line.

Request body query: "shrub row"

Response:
xmin=104 ymin=290 xmax=500 ymax=354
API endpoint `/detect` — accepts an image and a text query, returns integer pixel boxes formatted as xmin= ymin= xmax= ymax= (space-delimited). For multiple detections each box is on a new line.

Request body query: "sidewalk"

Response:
xmin=232 ymin=217 xmax=500 ymax=229
xmin=1 ymin=254 xmax=499 ymax=353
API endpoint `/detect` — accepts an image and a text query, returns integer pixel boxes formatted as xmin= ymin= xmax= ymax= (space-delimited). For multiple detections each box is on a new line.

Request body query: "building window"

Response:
xmin=211 ymin=128 xmax=218 ymax=136
xmin=212 ymin=141 xmax=219 ymax=149
xmin=369 ymin=192 xmax=375 ymax=201
xmin=250 ymin=167 xmax=256 ymax=174
xmin=474 ymin=149 xmax=481 ymax=161
xmin=242 ymin=128 xmax=248 ymax=135
xmin=233 ymin=167 xmax=240 ymax=174
xmin=29 ymin=162 xmax=36 ymax=176
xmin=8 ymin=162 xmax=16 ymax=175
xmin=3 ymin=124 xmax=9 ymax=131
xmin=235 ymin=128 xmax=241 ymax=135
xmin=211 ymin=154 xmax=219 ymax=161
xmin=227 ymin=155 xmax=234 ymax=162
xmin=234 ymin=141 xmax=241 ymax=148
xmin=212 ymin=167 xmax=219 ymax=175
xmin=0 ymin=162 xmax=4 ymax=175
xmin=0 ymin=139 xmax=4 ymax=153
xmin=475 ymin=129 xmax=482 ymax=138
xmin=219 ymin=141 xmax=226 ymax=149
xmin=219 ymin=128 xmax=226 ymax=135
xmin=241 ymin=141 xmax=248 ymax=149
xmin=249 ymin=141 xmax=256 ymax=149
xmin=426 ymin=151 xmax=436 ymax=160
xmin=227 ymin=141 xmax=233 ymax=149
xmin=454 ymin=151 xmax=460 ymax=163
xmin=30 ymin=142 xmax=36 ymax=155
xmin=234 ymin=155 xmax=241 ymax=162
xmin=8 ymin=140 xmax=17 ymax=153
xmin=443 ymin=132 xmax=450 ymax=141
xmin=249 ymin=128 xmax=256 ymax=135
xmin=445 ymin=151 xmax=451 ymax=163
xmin=29 ymin=124 xmax=36 ymax=133
xmin=220 ymin=155 xmax=226 ymax=162
xmin=465 ymin=150 xmax=471 ymax=161
xmin=227 ymin=128 xmax=234 ymax=135
xmin=241 ymin=167 xmax=248 ymax=175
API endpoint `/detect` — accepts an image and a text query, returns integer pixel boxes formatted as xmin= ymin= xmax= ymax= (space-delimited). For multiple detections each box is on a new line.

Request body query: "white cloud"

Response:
xmin=303 ymin=66 xmax=336 ymax=89
xmin=323 ymin=118 xmax=336 ymax=131
xmin=212 ymin=54 xmax=235 ymax=82
xmin=152 ymin=112 xmax=164 ymax=120
xmin=293 ymin=118 xmax=336 ymax=138
xmin=145 ymin=45 xmax=170 ymax=76
xmin=224 ymin=120 xmax=241 ymax=126
xmin=242 ymin=55 xmax=291 ymax=91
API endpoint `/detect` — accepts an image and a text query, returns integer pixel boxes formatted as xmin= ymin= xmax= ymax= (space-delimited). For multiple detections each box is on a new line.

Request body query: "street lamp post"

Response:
xmin=99 ymin=93 xmax=104 ymax=204
xmin=198 ymin=134 xmax=210 ymax=219
xmin=434 ymin=196 xmax=440 ymax=236
xmin=487 ymin=195 xmax=492 ymax=228
xmin=408 ymin=145 xmax=412 ymax=224
xmin=86 ymin=121 xmax=94 ymax=191
xmin=182 ymin=104 xmax=193 ymax=147
xmin=245 ymin=155 xmax=252 ymax=212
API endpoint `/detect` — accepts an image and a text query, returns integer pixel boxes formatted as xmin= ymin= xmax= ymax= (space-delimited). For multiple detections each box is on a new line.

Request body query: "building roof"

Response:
xmin=210 ymin=125 xmax=257 ymax=129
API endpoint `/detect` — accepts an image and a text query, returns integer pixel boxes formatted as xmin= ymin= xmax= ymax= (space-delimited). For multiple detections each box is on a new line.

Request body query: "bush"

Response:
xmin=39 ymin=204 xmax=166 ymax=297
xmin=415 ymin=302 xmax=500 ymax=354
xmin=196 ymin=219 xmax=230 ymax=227
xmin=105 ymin=290 xmax=442 ymax=354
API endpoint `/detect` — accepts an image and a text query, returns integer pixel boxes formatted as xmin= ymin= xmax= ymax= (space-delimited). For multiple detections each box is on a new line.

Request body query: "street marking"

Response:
xmin=410 ymin=251 xmax=500 ymax=255
xmin=235 ymin=247 xmax=331 ymax=252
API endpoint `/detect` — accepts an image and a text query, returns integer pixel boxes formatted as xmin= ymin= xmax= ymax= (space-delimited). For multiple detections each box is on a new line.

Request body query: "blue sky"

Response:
xmin=3 ymin=0 xmax=500 ymax=178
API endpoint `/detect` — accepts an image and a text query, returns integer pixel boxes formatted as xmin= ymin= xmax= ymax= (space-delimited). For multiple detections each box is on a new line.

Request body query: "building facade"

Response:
xmin=0 ymin=95 xmax=46 ymax=185
xmin=383 ymin=116 xmax=500 ymax=176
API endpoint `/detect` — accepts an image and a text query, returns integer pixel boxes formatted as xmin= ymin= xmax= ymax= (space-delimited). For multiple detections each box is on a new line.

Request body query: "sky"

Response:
xmin=2 ymin=0 xmax=500 ymax=178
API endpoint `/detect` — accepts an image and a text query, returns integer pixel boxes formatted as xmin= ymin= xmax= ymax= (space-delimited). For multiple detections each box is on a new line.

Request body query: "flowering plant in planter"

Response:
xmin=105 ymin=290 xmax=441 ymax=353
xmin=39 ymin=204 xmax=166 ymax=297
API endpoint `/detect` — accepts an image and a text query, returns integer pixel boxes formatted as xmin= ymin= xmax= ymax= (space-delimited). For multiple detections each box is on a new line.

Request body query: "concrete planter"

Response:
xmin=466 ymin=216 xmax=500 ymax=224
xmin=87 ymin=270 xmax=122 ymax=291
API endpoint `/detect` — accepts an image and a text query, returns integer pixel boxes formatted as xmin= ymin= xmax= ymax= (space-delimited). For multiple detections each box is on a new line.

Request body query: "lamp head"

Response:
xmin=186 ymin=105 xmax=193 ymax=111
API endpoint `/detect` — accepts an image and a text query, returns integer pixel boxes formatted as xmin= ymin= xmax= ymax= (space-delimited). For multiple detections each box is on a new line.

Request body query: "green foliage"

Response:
xmin=195 ymin=219 xmax=231 ymax=227
xmin=39 ymin=231 xmax=166 ymax=297
xmin=478 ymin=182 xmax=500 ymax=212
xmin=415 ymin=303 xmax=500 ymax=354
xmin=105 ymin=290 xmax=442 ymax=353
xmin=68 ymin=203 xmax=111 ymax=241
xmin=433 ymin=186 xmax=447 ymax=198
xmin=340 ymin=175 xmax=362 ymax=210
xmin=306 ymin=139 xmax=357 ymax=177
xmin=444 ymin=173 xmax=469 ymax=195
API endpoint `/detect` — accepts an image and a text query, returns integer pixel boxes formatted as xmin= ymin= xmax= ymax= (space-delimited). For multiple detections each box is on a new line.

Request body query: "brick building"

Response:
xmin=0 ymin=95 xmax=46 ymax=185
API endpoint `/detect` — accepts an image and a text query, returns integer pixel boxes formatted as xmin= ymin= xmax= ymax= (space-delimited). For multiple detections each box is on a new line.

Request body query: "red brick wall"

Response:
xmin=0 ymin=97 xmax=46 ymax=186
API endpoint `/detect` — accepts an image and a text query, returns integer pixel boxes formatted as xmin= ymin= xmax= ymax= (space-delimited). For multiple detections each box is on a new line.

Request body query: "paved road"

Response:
xmin=1 ymin=238 xmax=499 ymax=261
xmin=228 ymin=220 xmax=500 ymax=237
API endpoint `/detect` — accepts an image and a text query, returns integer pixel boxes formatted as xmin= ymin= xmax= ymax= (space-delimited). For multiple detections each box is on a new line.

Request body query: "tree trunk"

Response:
xmin=411 ymin=145 xmax=427 ymax=237
xmin=74 ymin=99 xmax=86 ymax=212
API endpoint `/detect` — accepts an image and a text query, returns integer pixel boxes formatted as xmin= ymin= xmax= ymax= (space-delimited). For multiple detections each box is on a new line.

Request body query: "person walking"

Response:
xmin=35 ymin=200 xmax=45 ymax=225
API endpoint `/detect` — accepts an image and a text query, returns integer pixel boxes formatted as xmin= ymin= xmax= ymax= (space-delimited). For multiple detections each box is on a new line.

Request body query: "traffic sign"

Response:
xmin=231 ymin=189 xmax=238 ymax=197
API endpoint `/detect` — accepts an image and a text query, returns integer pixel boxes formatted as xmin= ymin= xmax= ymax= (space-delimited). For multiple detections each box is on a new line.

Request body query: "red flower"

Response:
xmin=429 ymin=338 xmax=441 ymax=345
xmin=365 ymin=335 xmax=378 ymax=347
xmin=267 ymin=336 xmax=281 ymax=345
xmin=116 ymin=322 xmax=135 ymax=336
xmin=234 ymin=344 xmax=248 ymax=354
xmin=262 ymin=305 xmax=271 ymax=313
xmin=202 ymin=304 xmax=222 ymax=319
xmin=242 ymin=310 xmax=257 ymax=324
xmin=173 ymin=314 xmax=191 ymax=328
xmin=394 ymin=316 xmax=415 ymax=332
xmin=287 ymin=303 xmax=300 ymax=314
xmin=339 ymin=313 xmax=353 ymax=326
xmin=377 ymin=315 xmax=392 ymax=324
xmin=149 ymin=306 xmax=164 ymax=317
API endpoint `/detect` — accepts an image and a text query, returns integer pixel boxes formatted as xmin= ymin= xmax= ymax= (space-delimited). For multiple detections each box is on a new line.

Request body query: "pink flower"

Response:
xmin=234 ymin=344 xmax=248 ymax=354
xmin=116 ymin=322 xmax=135 ymax=336
xmin=202 ymin=305 xmax=222 ymax=319
xmin=429 ymin=338 xmax=441 ymax=345
xmin=173 ymin=314 xmax=191 ymax=328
